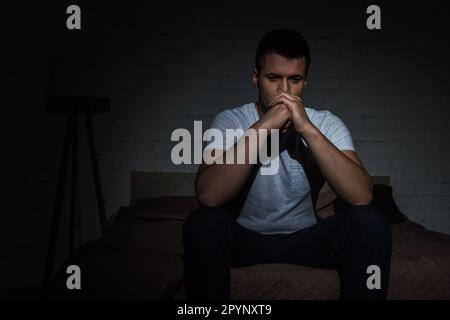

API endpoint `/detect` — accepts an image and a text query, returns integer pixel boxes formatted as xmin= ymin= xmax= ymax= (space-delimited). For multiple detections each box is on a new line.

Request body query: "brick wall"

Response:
xmin=2 ymin=0 xmax=450 ymax=289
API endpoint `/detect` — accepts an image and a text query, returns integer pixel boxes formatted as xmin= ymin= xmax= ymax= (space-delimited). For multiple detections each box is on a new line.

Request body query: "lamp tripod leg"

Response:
xmin=42 ymin=112 xmax=74 ymax=290
xmin=69 ymin=113 xmax=78 ymax=256
xmin=85 ymin=112 xmax=106 ymax=235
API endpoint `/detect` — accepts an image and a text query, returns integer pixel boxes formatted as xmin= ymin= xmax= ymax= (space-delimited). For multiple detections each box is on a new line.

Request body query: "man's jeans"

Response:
xmin=183 ymin=204 xmax=392 ymax=300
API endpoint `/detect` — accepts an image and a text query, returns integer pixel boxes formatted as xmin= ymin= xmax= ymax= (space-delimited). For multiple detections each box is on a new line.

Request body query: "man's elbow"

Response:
xmin=196 ymin=188 xmax=222 ymax=208
xmin=197 ymin=195 xmax=220 ymax=208
xmin=349 ymin=190 xmax=373 ymax=206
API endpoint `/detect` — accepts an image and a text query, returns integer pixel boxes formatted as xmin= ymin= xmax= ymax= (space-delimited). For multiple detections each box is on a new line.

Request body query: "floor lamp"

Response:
xmin=42 ymin=96 xmax=110 ymax=290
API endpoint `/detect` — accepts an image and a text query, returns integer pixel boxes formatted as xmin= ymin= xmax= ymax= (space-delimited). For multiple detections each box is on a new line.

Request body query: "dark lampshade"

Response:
xmin=46 ymin=54 xmax=111 ymax=114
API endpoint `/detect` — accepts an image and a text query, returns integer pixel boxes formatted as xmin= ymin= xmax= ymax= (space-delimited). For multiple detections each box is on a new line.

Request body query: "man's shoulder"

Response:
xmin=305 ymin=105 xmax=334 ymax=115
xmin=305 ymin=106 xmax=343 ymax=130
xmin=213 ymin=102 xmax=257 ymax=127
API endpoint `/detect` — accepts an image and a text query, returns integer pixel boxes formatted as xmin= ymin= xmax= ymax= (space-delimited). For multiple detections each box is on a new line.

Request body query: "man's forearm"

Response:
xmin=300 ymin=125 xmax=373 ymax=206
xmin=195 ymin=123 xmax=268 ymax=207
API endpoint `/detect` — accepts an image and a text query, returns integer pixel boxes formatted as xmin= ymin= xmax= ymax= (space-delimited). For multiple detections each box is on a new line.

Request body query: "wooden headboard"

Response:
xmin=130 ymin=171 xmax=390 ymax=204
xmin=130 ymin=171 xmax=197 ymax=202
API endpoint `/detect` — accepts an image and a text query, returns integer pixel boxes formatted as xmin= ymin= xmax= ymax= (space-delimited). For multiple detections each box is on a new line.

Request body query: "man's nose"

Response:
xmin=278 ymin=78 xmax=289 ymax=93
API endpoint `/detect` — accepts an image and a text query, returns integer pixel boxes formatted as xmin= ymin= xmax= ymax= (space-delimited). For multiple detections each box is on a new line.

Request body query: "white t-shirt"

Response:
xmin=204 ymin=102 xmax=355 ymax=234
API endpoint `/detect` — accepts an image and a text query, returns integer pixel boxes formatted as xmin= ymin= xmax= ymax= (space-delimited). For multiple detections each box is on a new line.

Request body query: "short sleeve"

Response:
xmin=321 ymin=111 xmax=355 ymax=151
xmin=203 ymin=110 xmax=242 ymax=152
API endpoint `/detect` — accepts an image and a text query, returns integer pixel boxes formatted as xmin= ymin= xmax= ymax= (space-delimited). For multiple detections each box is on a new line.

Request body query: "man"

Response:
xmin=183 ymin=29 xmax=392 ymax=300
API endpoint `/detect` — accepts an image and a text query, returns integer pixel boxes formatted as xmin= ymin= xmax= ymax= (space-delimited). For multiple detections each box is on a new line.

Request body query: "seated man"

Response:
xmin=183 ymin=29 xmax=392 ymax=300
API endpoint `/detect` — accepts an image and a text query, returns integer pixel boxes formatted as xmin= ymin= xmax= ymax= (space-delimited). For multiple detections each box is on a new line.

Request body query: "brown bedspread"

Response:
xmin=48 ymin=208 xmax=450 ymax=300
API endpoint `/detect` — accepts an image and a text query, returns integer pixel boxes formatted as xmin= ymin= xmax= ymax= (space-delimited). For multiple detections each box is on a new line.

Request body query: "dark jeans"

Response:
xmin=183 ymin=204 xmax=392 ymax=300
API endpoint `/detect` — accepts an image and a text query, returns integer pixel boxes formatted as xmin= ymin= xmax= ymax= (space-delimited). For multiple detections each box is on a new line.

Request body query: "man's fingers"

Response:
xmin=282 ymin=120 xmax=292 ymax=133
xmin=269 ymin=92 xmax=291 ymax=107
xmin=268 ymin=94 xmax=282 ymax=107
xmin=270 ymin=93 xmax=302 ymax=107
xmin=272 ymin=96 xmax=290 ymax=107
xmin=273 ymin=92 xmax=300 ymax=104
xmin=272 ymin=96 xmax=295 ymax=112
xmin=279 ymin=92 xmax=299 ymax=102
xmin=281 ymin=105 xmax=292 ymax=120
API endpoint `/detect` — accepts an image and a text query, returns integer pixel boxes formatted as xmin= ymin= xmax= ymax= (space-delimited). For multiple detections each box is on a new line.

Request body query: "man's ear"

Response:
xmin=304 ymin=80 xmax=307 ymax=88
xmin=252 ymin=68 xmax=258 ymax=86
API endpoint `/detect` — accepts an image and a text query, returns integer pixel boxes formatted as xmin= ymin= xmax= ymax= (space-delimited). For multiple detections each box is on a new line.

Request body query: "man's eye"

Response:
xmin=290 ymin=78 xmax=301 ymax=83
xmin=267 ymin=76 xmax=278 ymax=81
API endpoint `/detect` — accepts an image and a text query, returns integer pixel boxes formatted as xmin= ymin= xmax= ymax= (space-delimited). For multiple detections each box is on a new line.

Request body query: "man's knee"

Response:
xmin=183 ymin=206 xmax=233 ymax=239
xmin=345 ymin=204 xmax=392 ymax=240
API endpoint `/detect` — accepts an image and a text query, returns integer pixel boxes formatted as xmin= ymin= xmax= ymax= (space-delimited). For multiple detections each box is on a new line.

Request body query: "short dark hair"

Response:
xmin=255 ymin=29 xmax=311 ymax=77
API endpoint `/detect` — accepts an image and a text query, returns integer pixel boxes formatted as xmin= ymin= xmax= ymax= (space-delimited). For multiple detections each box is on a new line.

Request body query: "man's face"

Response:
xmin=253 ymin=53 xmax=307 ymax=114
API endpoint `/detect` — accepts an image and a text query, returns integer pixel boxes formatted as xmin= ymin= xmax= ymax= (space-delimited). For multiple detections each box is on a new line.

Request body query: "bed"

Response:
xmin=47 ymin=172 xmax=450 ymax=299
